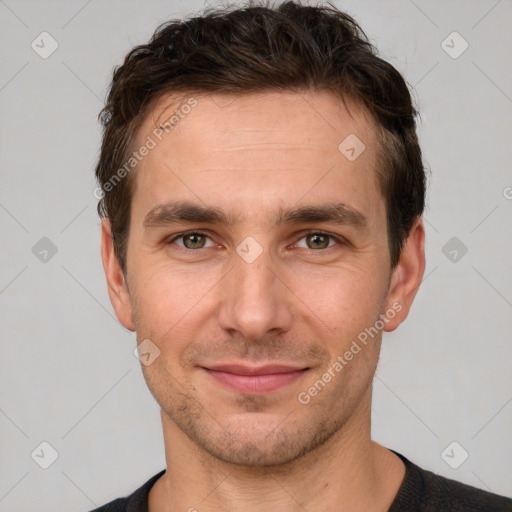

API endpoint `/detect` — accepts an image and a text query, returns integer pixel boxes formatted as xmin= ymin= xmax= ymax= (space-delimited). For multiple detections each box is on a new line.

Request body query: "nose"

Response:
xmin=217 ymin=246 xmax=294 ymax=341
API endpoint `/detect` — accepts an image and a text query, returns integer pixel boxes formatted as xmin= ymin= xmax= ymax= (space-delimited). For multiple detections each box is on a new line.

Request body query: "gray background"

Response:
xmin=1 ymin=0 xmax=511 ymax=510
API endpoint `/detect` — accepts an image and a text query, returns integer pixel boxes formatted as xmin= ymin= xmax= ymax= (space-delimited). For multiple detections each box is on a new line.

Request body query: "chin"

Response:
xmin=187 ymin=413 xmax=345 ymax=469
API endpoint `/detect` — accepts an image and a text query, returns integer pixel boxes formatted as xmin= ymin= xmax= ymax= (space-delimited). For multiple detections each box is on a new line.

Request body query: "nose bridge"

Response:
xmin=217 ymin=244 xmax=292 ymax=339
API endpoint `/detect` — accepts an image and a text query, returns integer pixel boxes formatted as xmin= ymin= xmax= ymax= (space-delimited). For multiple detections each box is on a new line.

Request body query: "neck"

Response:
xmin=149 ymin=388 xmax=405 ymax=512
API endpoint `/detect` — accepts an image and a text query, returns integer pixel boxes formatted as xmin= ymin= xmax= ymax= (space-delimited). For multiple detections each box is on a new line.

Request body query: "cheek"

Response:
xmin=130 ymin=260 xmax=221 ymax=345
xmin=288 ymin=263 xmax=387 ymax=336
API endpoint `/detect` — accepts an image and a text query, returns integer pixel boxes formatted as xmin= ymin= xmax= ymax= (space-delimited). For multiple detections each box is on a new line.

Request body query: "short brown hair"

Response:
xmin=95 ymin=0 xmax=426 ymax=274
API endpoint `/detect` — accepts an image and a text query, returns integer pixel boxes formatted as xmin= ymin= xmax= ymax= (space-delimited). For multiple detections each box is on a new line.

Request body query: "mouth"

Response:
xmin=200 ymin=363 xmax=310 ymax=394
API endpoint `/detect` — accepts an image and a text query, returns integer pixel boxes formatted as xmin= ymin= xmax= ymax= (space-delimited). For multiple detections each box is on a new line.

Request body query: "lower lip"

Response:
xmin=203 ymin=368 xmax=308 ymax=394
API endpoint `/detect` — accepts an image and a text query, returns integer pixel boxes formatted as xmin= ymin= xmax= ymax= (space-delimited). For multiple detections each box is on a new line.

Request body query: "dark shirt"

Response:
xmin=90 ymin=451 xmax=512 ymax=511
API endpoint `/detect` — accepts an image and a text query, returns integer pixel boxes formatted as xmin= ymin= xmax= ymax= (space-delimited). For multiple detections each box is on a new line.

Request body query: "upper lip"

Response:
xmin=202 ymin=363 xmax=308 ymax=376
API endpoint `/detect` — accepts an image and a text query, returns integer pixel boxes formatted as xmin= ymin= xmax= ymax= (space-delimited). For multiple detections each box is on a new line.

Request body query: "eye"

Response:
xmin=295 ymin=231 xmax=341 ymax=250
xmin=169 ymin=231 xmax=215 ymax=250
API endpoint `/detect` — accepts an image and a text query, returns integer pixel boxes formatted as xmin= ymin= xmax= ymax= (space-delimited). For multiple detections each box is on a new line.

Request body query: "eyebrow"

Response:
xmin=143 ymin=200 xmax=367 ymax=230
xmin=144 ymin=201 xmax=234 ymax=228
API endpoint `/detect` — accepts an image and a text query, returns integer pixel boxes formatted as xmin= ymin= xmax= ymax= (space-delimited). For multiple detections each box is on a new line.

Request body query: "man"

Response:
xmin=92 ymin=1 xmax=512 ymax=511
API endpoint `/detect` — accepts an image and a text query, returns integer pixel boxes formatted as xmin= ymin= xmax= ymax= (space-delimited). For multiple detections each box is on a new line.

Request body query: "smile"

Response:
xmin=201 ymin=364 xmax=310 ymax=394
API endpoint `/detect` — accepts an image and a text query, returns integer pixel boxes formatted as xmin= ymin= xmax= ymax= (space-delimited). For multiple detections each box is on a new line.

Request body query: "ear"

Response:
xmin=383 ymin=217 xmax=425 ymax=332
xmin=101 ymin=220 xmax=135 ymax=331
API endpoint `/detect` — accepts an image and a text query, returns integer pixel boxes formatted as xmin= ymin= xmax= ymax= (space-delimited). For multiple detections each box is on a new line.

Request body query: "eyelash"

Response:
xmin=166 ymin=230 xmax=345 ymax=252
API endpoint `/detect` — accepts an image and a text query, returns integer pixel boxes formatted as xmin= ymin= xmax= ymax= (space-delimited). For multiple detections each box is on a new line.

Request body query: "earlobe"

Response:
xmin=101 ymin=220 xmax=136 ymax=331
xmin=383 ymin=218 xmax=425 ymax=332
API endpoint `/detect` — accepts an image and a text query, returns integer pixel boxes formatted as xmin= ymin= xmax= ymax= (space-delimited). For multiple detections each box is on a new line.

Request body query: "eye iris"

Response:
xmin=307 ymin=233 xmax=329 ymax=249
xmin=183 ymin=233 xmax=205 ymax=249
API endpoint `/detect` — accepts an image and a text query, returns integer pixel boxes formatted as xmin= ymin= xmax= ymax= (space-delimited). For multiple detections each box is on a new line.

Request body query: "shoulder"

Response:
xmin=390 ymin=451 xmax=512 ymax=512
xmin=420 ymin=472 xmax=512 ymax=512
xmin=88 ymin=469 xmax=166 ymax=512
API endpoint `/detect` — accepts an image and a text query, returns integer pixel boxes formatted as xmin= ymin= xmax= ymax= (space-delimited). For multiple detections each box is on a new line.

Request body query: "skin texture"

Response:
xmin=102 ymin=91 xmax=425 ymax=511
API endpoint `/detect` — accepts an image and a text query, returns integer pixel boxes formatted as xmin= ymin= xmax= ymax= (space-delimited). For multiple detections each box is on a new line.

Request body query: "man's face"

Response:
xmin=106 ymin=91 xmax=413 ymax=466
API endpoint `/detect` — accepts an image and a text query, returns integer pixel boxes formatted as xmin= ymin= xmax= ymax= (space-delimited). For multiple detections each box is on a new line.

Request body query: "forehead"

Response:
xmin=138 ymin=90 xmax=377 ymax=157
xmin=131 ymin=90 xmax=383 ymax=224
